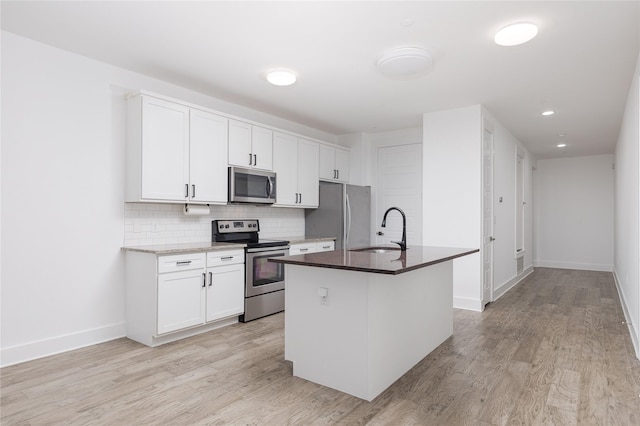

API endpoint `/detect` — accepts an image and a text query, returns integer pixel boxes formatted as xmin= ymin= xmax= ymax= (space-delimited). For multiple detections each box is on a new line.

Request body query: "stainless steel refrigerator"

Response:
xmin=305 ymin=182 xmax=371 ymax=250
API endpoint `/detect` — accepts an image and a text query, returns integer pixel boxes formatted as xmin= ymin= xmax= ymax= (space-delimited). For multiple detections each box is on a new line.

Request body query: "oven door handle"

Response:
xmin=246 ymin=247 xmax=290 ymax=254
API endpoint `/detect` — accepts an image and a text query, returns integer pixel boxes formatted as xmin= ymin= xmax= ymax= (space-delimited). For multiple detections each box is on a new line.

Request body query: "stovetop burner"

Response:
xmin=212 ymin=219 xmax=289 ymax=249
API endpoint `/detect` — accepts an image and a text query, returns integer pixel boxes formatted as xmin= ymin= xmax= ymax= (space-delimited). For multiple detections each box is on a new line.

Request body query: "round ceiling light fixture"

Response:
xmin=494 ymin=22 xmax=538 ymax=46
xmin=556 ymin=143 xmax=567 ymax=148
xmin=377 ymin=47 xmax=433 ymax=79
xmin=266 ymin=69 xmax=297 ymax=86
xmin=541 ymin=110 xmax=555 ymax=116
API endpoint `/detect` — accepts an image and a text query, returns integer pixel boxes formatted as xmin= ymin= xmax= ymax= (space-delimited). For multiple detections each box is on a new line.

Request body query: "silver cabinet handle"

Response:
xmin=300 ymin=248 xmax=309 ymax=252
xmin=490 ymin=236 xmax=496 ymax=241
xmin=337 ymin=169 xmax=339 ymax=180
xmin=202 ymin=272 xmax=206 ymax=288
xmin=221 ymin=256 xmax=234 ymax=260
xmin=192 ymin=184 xmax=196 ymax=198
xmin=185 ymin=183 xmax=189 ymax=198
xmin=377 ymin=231 xmax=384 ymax=236
xmin=322 ymin=245 xmax=331 ymax=249
xmin=253 ymin=154 xmax=257 ymax=166
xmin=208 ymin=272 xmax=213 ymax=287
xmin=249 ymin=153 xmax=253 ymax=166
xmin=176 ymin=260 xmax=192 ymax=265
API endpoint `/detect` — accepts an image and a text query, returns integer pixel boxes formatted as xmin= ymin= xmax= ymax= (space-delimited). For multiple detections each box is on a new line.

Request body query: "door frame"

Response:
xmin=482 ymin=121 xmax=495 ymax=307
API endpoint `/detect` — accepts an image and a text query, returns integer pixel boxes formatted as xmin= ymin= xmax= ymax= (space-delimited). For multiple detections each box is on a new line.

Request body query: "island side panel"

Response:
xmin=284 ymin=265 xmax=370 ymax=400
xmin=367 ymin=261 xmax=453 ymax=400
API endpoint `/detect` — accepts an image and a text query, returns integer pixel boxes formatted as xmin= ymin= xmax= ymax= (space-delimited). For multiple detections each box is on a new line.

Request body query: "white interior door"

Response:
xmin=482 ymin=127 xmax=494 ymax=307
xmin=375 ymin=144 xmax=422 ymax=246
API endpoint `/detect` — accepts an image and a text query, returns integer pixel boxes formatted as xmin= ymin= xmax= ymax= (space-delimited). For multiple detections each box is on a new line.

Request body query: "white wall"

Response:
xmin=483 ymin=108 xmax=534 ymax=298
xmin=535 ymin=155 xmax=614 ymax=272
xmin=614 ymin=51 xmax=640 ymax=358
xmin=423 ymin=106 xmax=483 ymax=310
xmin=423 ymin=105 xmax=534 ymax=310
xmin=0 ymin=32 xmax=330 ymax=366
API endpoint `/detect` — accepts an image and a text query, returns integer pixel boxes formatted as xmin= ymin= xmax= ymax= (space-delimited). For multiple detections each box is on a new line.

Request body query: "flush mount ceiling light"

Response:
xmin=541 ymin=110 xmax=555 ymax=116
xmin=494 ymin=22 xmax=538 ymax=46
xmin=266 ymin=69 xmax=297 ymax=86
xmin=377 ymin=47 xmax=433 ymax=79
xmin=556 ymin=143 xmax=567 ymax=148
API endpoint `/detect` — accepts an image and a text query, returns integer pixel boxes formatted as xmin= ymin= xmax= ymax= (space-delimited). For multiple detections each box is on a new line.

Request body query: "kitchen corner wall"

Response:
xmin=124 ymin=203 xmax=304 ymax=247
xmin=1 ymin=31 xmax=327 ymax=367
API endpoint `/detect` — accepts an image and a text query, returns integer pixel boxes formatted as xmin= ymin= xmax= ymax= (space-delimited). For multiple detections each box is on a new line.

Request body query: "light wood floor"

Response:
xmin=2 ymin=268 xmax=639 ymax=425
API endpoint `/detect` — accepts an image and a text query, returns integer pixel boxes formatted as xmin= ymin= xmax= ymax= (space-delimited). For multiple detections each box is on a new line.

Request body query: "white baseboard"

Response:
xmin=534 ymin=260 xmax=612 ymax=272
xmin=453 ymin=296 xmax=483 ymax=312
xmin=612 ymin=268 xmax=640 ymax=360
xmin=494 ymin=266 xmax=534 ymax=301
xmin=1 ymin=322 xmax=126 ymax=368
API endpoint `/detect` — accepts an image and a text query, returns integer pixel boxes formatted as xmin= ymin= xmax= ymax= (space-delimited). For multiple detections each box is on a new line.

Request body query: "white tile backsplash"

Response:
xmin=123 ymin=203 xmax=305 ymax=247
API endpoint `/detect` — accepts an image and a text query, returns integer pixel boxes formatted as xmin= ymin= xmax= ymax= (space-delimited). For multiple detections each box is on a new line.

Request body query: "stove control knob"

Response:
xmin=225 ymin=225 xmax=229 ymax=228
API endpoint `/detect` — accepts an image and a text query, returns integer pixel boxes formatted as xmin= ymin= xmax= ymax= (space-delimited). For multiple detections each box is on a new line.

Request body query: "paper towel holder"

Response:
xmin=183 ymin=203 xmax=211 ymax=216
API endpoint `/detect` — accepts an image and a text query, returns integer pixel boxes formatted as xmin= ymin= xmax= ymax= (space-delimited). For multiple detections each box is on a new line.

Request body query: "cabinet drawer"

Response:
xmin=316 ymin=241 xmax=335 ymax=252
xmin=289 ymin=243 xmax=317 ymax=255
xmin=158 ymin=252 xmax=206 ymax=274
xmin=207 ymin=250 xmax=244 ymax=267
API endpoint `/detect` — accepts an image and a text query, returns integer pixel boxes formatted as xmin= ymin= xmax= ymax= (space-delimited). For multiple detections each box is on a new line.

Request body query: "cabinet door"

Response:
xmin=318 ymin=144 xmax=336 ymax=180
xmin=189 ymin=110 xmax=228 ymax=203
xmin=273 ymin=132 xmax=298 ymax=206
xmin=251 ymin=126 xmax=273 ymax=170
xmin=228 ymin=120 xmax=252 ymax=167
xmin=297 ymin=139 xmax=319 ymax=207
xmin=141 ymin=96 xmax=190 ymax=200
xmin=335 ymin=148 xmax=350 ymax=183
xmin=157 ymin=269 xmax=205 ymax=334
xmin=289 ymin=242 xmax=317 ymax=255
xmin=206 ymin=264 xmax=244 ymax=322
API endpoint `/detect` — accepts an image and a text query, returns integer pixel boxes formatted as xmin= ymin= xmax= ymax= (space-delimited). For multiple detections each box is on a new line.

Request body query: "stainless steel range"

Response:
xmin=212 ymin=219 xmax=289 ymax=322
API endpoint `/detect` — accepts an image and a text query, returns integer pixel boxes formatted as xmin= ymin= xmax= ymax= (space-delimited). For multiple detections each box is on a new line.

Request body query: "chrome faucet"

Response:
xmin=381 ymin=207 xmax=407 ymax=251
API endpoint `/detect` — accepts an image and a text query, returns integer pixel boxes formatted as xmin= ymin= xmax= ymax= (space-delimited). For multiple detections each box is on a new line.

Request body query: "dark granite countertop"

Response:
xmin=269 ymin=246 xmax=479 ymax=275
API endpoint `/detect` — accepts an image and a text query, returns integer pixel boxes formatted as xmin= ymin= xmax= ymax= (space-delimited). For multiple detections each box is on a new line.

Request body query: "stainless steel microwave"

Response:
xmin=228 ymin=167 xmax=277 ymax=204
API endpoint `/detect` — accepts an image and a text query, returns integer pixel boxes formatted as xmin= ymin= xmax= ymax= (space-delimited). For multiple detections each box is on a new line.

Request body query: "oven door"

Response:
xmin=245 ymin=247 xmax=288 ymax=297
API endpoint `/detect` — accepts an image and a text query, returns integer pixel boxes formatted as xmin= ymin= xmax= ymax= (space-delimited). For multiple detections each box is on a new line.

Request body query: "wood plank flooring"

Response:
xmin=2 ymin=267 xmax=639 ymax=425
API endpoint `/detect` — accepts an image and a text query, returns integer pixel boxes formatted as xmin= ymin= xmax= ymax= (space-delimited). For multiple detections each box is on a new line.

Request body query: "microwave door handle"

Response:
xmin=266 ymin=176 xmax=273 ymax=197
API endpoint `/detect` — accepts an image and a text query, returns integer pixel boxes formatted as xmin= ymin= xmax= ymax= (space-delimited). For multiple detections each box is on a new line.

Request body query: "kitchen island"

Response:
xmin=270 ymin=246 xmax=478 ymax=401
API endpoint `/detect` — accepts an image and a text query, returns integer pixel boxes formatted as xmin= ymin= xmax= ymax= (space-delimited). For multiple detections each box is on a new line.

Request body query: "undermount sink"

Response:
xmin=349 ymin=246 xmax=404 ymax=254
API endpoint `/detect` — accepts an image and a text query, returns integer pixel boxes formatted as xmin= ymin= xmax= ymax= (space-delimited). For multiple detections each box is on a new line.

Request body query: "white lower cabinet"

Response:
xmin=157 ymin=267 xmax=206 ymax=335
xmin=205 ymin=253 xmax=245 ymax=322
xmin=126 ymin=249 xmax=244 ymax=347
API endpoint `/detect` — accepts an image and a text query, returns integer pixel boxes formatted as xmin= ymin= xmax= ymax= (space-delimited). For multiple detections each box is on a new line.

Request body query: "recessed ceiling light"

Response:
xmin=494 ymin=22 xmax=538 ymax=46
xmin=541 ymin=110 xmax=555 ymax=116
xmin=266 ymin=70 xmax=297 ymax=86
xmin=556 ymin=143 xmax=567 ymax=148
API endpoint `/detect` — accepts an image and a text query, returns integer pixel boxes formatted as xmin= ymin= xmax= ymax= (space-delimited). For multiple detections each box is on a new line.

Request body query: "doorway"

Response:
xmin=482 ymin=126 xmax=494 ymax=307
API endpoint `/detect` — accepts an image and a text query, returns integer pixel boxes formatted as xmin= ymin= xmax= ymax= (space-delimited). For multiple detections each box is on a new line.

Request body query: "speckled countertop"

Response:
xmin=121 ymin=242 xmax=246 ymax=255
xmin=121 ymin=236 xmax=335 ymax=255
xmin=270 ymin=246 xmax=479 ymax=275
xmin=282 ymin=236 xmax=336 ymax=244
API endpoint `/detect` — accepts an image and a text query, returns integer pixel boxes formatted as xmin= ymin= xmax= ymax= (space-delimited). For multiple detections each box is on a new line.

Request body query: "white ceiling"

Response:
xmin=2 ymin=1 xmax=638 ymax=159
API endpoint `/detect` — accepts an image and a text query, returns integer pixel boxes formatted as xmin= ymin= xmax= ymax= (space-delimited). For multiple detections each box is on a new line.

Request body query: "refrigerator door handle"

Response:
xmin=345 ymin=193 xmax=352 ymax=247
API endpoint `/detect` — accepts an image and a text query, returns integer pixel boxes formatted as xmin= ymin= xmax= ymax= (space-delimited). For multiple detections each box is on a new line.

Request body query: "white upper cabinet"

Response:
xmin=319 ymin=144 xmax=350 ymax=183
xmin=228 ymin=120 xmax=273 ymax=171
xmin=136 ymin=96 xmax=190 ymax=201
xmin=273 ymin=133 xmax=319 ymax=208
xmin=189 ymin=109 xmax=228 ymax=203
xmin=126 ymin=93 xmax=228 ymax=204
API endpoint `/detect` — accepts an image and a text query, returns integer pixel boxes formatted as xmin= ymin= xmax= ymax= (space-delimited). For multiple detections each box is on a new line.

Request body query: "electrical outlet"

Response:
xmin=318 ymin=287 xmax=328 ymax=305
